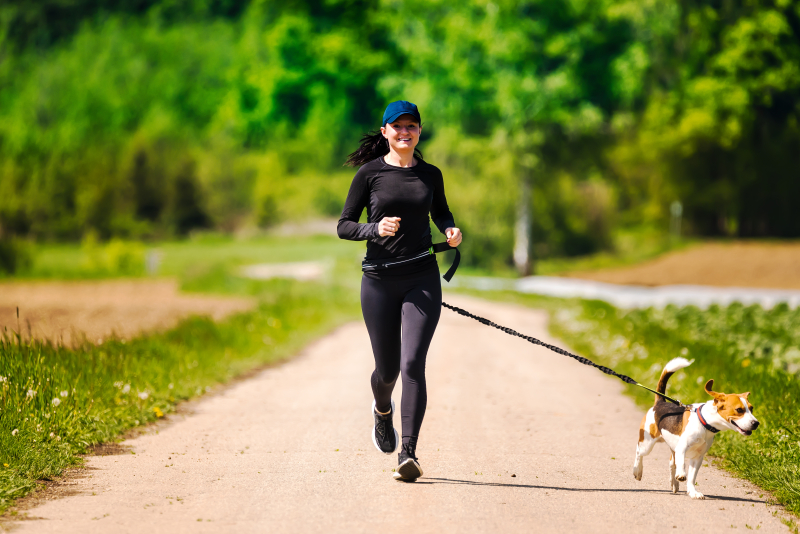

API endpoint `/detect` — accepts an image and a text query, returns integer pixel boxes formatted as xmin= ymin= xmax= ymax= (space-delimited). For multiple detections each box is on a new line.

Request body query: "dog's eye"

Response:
xmin=736 ymin=408 xmax=744 ymax=414
xmin=749 ymin=406 xmax=754 ymax=413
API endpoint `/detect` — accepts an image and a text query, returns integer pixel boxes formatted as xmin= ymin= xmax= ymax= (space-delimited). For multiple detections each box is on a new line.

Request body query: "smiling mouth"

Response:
xmin=730 ymin=419 xmax=752 ymax=436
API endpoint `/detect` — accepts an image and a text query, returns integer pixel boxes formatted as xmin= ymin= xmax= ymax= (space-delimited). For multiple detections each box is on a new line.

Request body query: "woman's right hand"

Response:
xmin=378 ymin=217 xmax=401 ymax=237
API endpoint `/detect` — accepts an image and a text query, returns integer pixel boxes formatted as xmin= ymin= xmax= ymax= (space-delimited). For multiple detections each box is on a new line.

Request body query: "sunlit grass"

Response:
xmin=19 ymin=233 xmax=363 ymax=281
xmin=11 ymin=226 xmax=695 ymax=283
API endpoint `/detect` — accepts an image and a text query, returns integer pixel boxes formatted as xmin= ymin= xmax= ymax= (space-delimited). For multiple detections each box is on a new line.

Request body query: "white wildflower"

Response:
xmin=168 ymin=383 xmax=174 ymax=390
xmin=49 ymin=432 xmax=55 ymax=438
xmin=122 ymin=384 xmax=131 ymax=394
xmin=114 ymin=381 xmax=123 ymax=388
xmin=0 ymin=375 xmax=7 ymax=383
xmin=60 ymin=390 xmax=68 ymax=397
xmin=11 ymin=429 xmax=18 ymax=436
xmin=56 ymin=436 xmax=61 ymax=441
xmin=26 ymin=389 xmax=37 ymax=398
xmin=138 ymin=391 xmax=149 ymax=400
xmin=52 ymin=398 xmax=61 ymax=407
xmin=681 ymin=347 xmax=689 ymax=356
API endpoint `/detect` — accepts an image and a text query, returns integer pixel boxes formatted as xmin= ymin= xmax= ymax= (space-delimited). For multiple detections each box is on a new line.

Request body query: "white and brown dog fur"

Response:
xmin=632 ymin=357 xmax=759 ymax=499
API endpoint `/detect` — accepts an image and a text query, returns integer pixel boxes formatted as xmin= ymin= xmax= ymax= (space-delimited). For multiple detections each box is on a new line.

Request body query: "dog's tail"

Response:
xmin=655 ymin=357 xmax=693 ymax=404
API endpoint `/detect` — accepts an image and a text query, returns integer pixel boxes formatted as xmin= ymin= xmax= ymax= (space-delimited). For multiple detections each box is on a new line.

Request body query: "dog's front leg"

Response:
xmin=674 ymin=440 xmax=688 ymax=482
xmin=686 ymin=456 xmax=705 ymax=499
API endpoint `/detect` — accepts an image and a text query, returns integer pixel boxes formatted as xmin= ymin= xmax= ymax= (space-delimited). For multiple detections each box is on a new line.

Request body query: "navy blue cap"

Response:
xmin=382 ymin=100 xmax=421 ymax=126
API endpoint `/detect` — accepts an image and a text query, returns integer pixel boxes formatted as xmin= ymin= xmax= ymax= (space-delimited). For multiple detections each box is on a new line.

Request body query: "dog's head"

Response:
xmin=704 ymin=380 xmax=759 ymax=436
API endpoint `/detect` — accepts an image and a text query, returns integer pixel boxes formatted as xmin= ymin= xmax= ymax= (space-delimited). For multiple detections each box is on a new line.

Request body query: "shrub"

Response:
xmin=0 ymin=239 xmax=33 ymax=276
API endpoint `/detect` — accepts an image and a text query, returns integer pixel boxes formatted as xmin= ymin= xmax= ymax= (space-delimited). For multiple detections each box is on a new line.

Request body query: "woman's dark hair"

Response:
xmin=344 ymin=130 xmax=424 ymax=167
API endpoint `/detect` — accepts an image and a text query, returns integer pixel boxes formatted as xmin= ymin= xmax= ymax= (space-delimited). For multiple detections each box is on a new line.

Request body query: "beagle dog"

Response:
xmin=632 ymin=357 xmax=759 ymax=499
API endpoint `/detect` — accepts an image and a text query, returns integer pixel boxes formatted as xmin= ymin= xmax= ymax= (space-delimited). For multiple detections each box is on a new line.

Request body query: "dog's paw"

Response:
xmin=675 ymin=474 xmax=687 ymax=482
xmin=633 ymin=466 xmax=643 ymax=481
xmin=671 ymin=481 xmax=679 ymax=494
xmin=689 ymin=491 xmax=705 ymax=500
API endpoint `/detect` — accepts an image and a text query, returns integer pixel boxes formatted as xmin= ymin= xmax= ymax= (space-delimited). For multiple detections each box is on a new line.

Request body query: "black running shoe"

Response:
xmin=371 ymin=400 xmax=399 ymax=454
xmin=393 ymin=442 xmax=423 ymax=481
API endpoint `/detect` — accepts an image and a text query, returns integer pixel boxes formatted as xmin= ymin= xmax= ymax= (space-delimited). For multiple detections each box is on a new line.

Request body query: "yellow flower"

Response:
xmin=153 ymin=406 xmax=164 ymax=418
xmin=3 ymin=463 xmax=8 ymax=467
xmin=741 ymin=359 xmax=751 ymax=368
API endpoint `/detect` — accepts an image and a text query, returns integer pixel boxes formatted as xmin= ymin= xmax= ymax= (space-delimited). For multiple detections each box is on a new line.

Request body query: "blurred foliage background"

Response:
xmin=0 ymin=0 xmax=798 ymax=272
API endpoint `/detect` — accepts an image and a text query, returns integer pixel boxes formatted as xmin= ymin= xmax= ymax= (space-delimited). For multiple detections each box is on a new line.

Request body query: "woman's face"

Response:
xmin=381 ymin=115 xmax=421 ymax=152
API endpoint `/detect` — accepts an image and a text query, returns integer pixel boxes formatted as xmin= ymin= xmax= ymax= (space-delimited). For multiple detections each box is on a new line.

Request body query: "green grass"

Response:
xmin=454 ymin=287 xmax=800 ymax=515
xmin=16 ymin=233 xmax=363 ymax=281
xmin=0 ymin=277 xmax=360 ymax=513
xmin=11 ymin=225 xmax=693 ymax=283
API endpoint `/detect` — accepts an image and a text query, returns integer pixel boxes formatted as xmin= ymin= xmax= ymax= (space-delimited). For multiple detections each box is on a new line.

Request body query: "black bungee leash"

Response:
xmin=440 ymin=301 xmax=683 ymax=405
xmin=432 ymin=249 xmax=683 ymax=406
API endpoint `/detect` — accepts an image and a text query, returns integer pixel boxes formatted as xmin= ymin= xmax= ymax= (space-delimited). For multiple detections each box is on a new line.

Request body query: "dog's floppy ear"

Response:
xmin=740 ymin=391 xmax=751 ymax=400
xmin=704 ymin=378 xmax=725 ymax=404
xmin=705 ymin=379 xmax=727 ymax=406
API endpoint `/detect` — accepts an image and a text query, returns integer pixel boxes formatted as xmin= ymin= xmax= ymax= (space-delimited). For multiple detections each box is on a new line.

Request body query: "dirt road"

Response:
xmin=7 ymin=295 xmax=788 ymax=533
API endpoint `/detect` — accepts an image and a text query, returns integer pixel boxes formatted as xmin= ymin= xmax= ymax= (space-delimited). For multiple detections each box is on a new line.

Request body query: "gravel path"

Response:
xmin=8 ymin=295 xmax=788 ymax=533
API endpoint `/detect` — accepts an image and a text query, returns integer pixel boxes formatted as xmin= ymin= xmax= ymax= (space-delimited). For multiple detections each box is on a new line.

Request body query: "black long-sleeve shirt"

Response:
xmin=337 ymin=156 xmax=455 ymax=275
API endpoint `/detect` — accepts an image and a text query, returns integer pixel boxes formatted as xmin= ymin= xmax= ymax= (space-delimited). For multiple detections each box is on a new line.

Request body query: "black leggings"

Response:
xmin=361 ymin=264 xmax=442 ymax=446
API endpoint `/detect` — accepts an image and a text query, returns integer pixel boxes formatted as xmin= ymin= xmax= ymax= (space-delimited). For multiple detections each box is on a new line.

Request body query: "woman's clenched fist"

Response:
xmin=378 ymin=217 xmax=401 ymax=237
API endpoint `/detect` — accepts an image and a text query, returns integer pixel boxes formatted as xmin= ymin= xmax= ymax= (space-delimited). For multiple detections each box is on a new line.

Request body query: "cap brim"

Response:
xmin=384 ymin=112 xmax=421 ymax=125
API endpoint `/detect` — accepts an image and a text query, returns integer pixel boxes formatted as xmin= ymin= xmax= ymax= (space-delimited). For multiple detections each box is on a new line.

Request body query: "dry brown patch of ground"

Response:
xmin=0 ymin=279 xmax=254 ymax=346
xmin=564 ymin=241 xmax=800 ymax=289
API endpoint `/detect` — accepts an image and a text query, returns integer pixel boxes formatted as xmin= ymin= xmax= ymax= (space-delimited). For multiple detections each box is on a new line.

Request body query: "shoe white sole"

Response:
xmin=371 ymin=400 xmax=399 ymax=455
xmin=393 ymin=458 xmax=423 ymax=481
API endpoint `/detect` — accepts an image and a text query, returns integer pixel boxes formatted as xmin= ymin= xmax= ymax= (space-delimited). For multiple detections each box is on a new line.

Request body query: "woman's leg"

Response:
xmin=399 ymin=268 xmax=442 ymax=445
xmin=360 ymin=275 xmax=403 ymax=413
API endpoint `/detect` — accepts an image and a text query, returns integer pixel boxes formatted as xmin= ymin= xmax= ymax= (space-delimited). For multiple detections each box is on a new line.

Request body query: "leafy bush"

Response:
xmin=0 ymin=239 xmax=33 ymax=276
xmin=81 ymin=234 xmax=146 ymax=276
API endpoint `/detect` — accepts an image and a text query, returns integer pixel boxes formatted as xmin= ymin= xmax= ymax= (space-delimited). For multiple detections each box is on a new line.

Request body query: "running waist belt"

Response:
xmin=361 ymin=243 xmax=461 ymax=282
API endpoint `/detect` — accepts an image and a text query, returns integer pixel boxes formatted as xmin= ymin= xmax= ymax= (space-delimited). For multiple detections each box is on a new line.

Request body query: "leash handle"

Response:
xmin=441 ymin=301 xmax=683 ymax=406
xmin=431 ymin=242 xmax=460 ymax=282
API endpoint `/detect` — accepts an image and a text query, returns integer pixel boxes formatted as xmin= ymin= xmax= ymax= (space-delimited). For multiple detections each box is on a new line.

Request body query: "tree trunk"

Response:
xmin=513 ymin=170 xmax=533 ymax=276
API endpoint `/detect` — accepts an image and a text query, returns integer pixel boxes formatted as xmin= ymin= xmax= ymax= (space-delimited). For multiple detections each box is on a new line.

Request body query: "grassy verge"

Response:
xmin=10 ymin=227 xmax=691 ymax=282
xmin=452 ymin=288 xmax=800 ymax=516
xmin=11 ymin=233 xmax=361 ymax=281
xmin=0 ymin=277 xmax=360 ymax=513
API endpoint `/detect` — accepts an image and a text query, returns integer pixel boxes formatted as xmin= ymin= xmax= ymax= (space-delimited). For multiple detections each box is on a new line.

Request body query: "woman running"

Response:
xmin=338 ymin=100 xmax=462 ymax=481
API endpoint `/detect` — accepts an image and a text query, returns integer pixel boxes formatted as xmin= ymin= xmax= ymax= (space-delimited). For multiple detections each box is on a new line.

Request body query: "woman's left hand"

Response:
xmin=445 ymin=227 xmax=462 ymax=247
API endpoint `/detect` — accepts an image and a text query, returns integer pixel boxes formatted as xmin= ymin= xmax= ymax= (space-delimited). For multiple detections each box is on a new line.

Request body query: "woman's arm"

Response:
xmin=337 ymin=169 xmax=380 ymax=241
xmin=430 ymin=168 xmax=459 ymax=244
